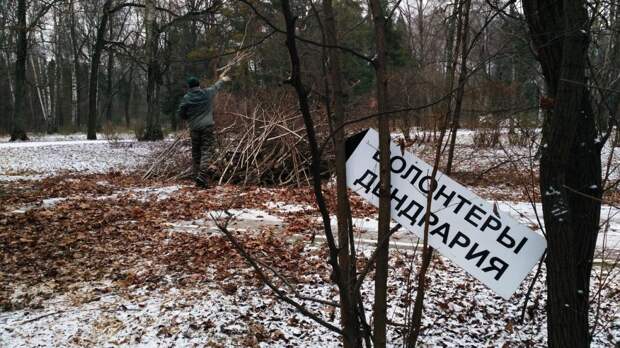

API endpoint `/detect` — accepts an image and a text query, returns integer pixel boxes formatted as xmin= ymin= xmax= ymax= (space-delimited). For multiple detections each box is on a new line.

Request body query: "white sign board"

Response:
xmin=345 ymin=128 xmax=546 ymax=299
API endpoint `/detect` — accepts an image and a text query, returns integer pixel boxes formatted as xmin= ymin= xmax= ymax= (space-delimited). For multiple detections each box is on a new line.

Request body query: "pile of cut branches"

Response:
xmin=143 ymin=94 xmax=331 ymax=187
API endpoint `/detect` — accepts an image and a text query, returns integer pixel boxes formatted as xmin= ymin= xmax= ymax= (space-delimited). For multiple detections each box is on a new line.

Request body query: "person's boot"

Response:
xmin=195 ymin=175 xmax=209 ymax=189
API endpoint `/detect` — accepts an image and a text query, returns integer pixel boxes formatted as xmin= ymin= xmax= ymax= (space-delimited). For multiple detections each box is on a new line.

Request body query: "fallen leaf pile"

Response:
xmin=0 ymin=174 xmax=333 ymax=312
xmin=0 ymin=172 xmax=160 ymax=212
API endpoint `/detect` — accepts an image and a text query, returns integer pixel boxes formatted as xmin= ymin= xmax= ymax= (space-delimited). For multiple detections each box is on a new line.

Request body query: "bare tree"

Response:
xmin=141 ymin=0 xmax=163 ymax=140
xmin=278 ymin=0 xmax=360 ymax=345
xmin=321 ymin=0 xmax=363 ymax=346
xmin=368 ymin=0 xmax=391 ymax=346
xmin=10 ymin=0 xmax=29 ymax=141
xmin=87 ymin=0 xmax=114 ymax=140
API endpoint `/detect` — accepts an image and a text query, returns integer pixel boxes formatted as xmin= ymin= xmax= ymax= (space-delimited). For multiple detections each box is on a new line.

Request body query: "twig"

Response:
xmin=16 ymin=310 xmax=67 ymax=325
xmin=519 ymin=251 xmax=546 ymax=323
xmin=256 ymin=256 xmax=340 ymax=307
xmin=210 ymin=213 xmax=343 ymax=334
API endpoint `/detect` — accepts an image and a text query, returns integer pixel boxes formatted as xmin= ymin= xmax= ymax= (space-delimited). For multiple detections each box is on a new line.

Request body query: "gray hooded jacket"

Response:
xmin=178 ymin=80 xmax=225 ymax=130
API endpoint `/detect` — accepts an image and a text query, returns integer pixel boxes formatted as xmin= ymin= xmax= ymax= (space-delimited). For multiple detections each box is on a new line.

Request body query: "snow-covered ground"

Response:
xmin=0 ymin=132 xmax=138 ymax=143
xmin=1 ymin=278 xmax=340 ymax=347
xmin=1 ymin=229 xmax=617 ymax=347
xmin=0 ymin=135 xmax=164 ymax=181
xmin=1 ymin=133 xmax=619 ymax=347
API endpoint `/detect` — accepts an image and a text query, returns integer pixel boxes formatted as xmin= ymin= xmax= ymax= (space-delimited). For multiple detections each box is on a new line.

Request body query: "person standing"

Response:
xmin=178 ymin=74 xmax=231 ymax=188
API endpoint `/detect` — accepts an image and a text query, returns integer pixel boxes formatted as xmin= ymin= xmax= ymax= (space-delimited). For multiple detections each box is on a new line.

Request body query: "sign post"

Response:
xmin=345 ymin=128 xmax=547 ymax=299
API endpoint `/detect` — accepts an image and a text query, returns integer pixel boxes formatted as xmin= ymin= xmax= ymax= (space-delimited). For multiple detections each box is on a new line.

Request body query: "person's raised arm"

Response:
xmin=206 ymin=74 xmax=232 ymax=97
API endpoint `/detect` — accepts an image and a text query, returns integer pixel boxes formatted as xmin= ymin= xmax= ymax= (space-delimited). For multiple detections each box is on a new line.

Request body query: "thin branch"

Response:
xmin=236 ymin=0 xmax=373 ymax=63
xmin=519 ymin=251 xmax=546 ymax=323
xmin=255 ymin=257 xmax=340 ymax=307
xmin=211 ymin=213 xmax=343 ymax=334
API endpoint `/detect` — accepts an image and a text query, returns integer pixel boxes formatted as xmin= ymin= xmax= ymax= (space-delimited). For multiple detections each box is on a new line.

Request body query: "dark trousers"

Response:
xmin=190 ymin=126 xmax=215 ymax=182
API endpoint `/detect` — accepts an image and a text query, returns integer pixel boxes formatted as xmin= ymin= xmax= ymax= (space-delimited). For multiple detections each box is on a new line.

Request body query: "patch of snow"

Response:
xmin=0 ymin=139 xmax=134 ymax=149
xmin=0 ymin=139 xmax=162 ymax=181
xmin=8 ymin=186 xmax=185 ymax=214
xmin=0 ymin=174 xmax=46 ymax=182
xmin=266 ymin=202 xmax=314 ymax=213
xmin=209 ymin=209 xmax=283 ymax=224
xmin=495 ymin=201 xmax=620 ymax=253
xmin=124 ymin=185 xmax=184 ymax=202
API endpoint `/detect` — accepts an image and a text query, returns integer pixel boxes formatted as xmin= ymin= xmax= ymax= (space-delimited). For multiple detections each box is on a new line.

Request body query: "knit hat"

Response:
xmin=186 ymin=76 xmax=200 ymax=88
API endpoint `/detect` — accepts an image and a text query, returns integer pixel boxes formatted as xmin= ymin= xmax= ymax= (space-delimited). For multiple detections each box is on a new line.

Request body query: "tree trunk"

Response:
xmin=143 ymin=0 xmax=163 ymax=141
xmin=3 ymin=51 xmax=15 ymax=132
xmin=322 ymin=0 xmax=363 ymax=346
xmin=123 ymin=64 xmax=134 ymax=128
xmin=30 ymin=55 xmax=49 ymax=127
xmin=55 ymin=8 xmax=73 ymax=133
xmin=446 ymin=0 xmax=471 ymax=172
xmin=52 ymin=8 xmax=63 ymax=131
xmin=406 ymin=2 xmax=467 ymax=346
xmin=69 ymin=0 xmax=84 ymax=129
xmin=105 ymin=22 xmax=114 ymax=123
xmin=59 ymin=58 xmax=73 ymax=130
xmin=4 ymin=51 xmax=15 ymax=107
xmin=368 ymin=0 xmax=391 ymax=346
xmin=165 ymin=75 xmax=178 ymax=132
xmin=279 ymin=1 xmax=362 ymax=346
xmin=523 ymin=1 xmax=602 ymax=347
xmin=11 ymin=0 xmax=28 ymax=141
xmin=87 ymin=0 xmax=113 ymax=140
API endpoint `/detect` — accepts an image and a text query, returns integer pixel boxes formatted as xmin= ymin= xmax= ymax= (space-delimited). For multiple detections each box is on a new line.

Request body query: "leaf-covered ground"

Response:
xmin=1 ymin=135 xmax=619 ymax=347
xmin=1 ymin=172 xmax=618 ymax=347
